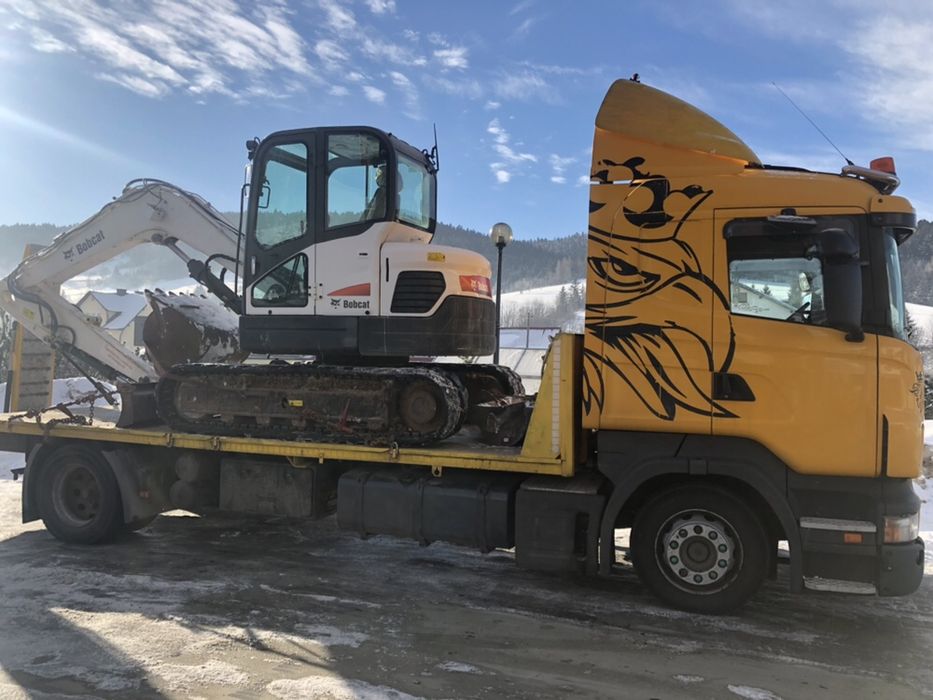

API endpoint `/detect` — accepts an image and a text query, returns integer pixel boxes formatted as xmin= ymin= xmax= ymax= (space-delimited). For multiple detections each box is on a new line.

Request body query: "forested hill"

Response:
xmin=432 ymin=223 xmax=586 ymax=291
xmin=2 ymin=218 xmax=932 ymax=300
xmin=897 ymin=220 xmax=933 ymax=304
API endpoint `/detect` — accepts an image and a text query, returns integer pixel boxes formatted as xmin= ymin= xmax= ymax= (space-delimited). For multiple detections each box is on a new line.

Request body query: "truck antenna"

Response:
xmin=771 ymin=82 xmax=853 ymax=166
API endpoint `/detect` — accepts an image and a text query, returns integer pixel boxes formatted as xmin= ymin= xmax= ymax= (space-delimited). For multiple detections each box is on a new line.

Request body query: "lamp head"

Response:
xmin=490 ymin=222 xmax=513 ymax=247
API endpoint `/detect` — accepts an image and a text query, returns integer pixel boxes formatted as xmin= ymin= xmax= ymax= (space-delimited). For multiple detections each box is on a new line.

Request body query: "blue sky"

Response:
xmin=0 ymin=0 xmax=931 ymax=240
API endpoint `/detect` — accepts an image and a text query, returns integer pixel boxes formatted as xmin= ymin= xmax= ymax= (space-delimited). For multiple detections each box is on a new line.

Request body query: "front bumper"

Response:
xmin=878 ymin=538 xmax=925 ymax=596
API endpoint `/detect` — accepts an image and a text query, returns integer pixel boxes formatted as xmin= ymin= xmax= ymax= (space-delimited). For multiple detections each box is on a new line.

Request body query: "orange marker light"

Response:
xmin=843 ymin=532 xmax=863 ymax=544
xmin=869 ymin=157 xmax=896 ymax=174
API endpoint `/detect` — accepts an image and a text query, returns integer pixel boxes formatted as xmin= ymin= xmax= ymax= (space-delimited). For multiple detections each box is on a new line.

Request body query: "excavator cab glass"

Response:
xmin=326 ymin=133 xmax=388 ymax=226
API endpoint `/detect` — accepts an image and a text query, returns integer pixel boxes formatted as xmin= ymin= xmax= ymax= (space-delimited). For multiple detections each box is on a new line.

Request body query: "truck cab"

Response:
xmin=582 ymin=80 xmax=923 ymax=609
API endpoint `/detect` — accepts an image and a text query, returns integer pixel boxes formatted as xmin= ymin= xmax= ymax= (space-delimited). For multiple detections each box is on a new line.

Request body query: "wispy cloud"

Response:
xmin=423 ymin=74 xmax=483 ymax=100
xmin=5 ymin=0 xmax=581 ymax=116
xmin=719 ymin=0 xmax=933 ymax=150
xmin=362 ymin=85 xmax=386 ymax=104
xmin=319 ymin=0 xmax=357 ymax=34
xmin=548 ymin=154 xmax=577 ymax=184
xmin=390 ymin=70 xmax=420 ymax=119
xmin=5 ymin=0 xmax=316 ymax=100
xmin=29 ymin=27 xmax=73 ymax=53
xmin=512 ymin=16 xmax=537 ymax=38
xmin=487 ymin=117 xmax=537 ymax=184
xmin=365 ymin=0 xmax=396 ymax=14
xmin=510 ymin=0 xmax=536 ymax=16
xmin=434 ymin=47 xmax=469 ymax=70
xmin=360 ymin=36 xmax=427 ymax=67
xmin=494 ymin=70 xmax=555 ymax=103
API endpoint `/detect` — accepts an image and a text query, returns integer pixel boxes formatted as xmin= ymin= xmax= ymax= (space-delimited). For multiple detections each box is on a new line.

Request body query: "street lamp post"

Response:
xmin=489 ymin=222 xmax=513 ymax=364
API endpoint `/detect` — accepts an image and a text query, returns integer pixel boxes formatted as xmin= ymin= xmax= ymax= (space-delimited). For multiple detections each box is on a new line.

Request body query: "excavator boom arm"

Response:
xmin=0 ymin=179 xmax=242 ymax=382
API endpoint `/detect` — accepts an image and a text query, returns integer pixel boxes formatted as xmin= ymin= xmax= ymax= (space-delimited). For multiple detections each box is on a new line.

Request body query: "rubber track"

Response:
xmin=156 ymin=363 xmax=467 ymax=447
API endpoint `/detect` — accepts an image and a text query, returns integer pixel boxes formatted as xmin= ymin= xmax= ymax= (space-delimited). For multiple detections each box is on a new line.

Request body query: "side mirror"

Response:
xmin=258 ymin=182 xmax=271 ymax=210
xmin=819 ymin=228 xmax=863 ymax=342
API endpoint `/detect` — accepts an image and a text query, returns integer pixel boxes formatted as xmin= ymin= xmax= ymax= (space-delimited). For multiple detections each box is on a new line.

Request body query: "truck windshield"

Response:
xmin=882 ymin=229 xmax=907 ymax=341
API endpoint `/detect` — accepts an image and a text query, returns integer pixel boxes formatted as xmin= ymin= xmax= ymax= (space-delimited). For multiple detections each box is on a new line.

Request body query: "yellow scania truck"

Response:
xmin=0 ymin=79 xmax=923 ymax=613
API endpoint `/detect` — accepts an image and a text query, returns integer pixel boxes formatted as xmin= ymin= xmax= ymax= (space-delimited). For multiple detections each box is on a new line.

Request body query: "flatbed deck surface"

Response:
xmin=0 ymin=336 xmax=581 ymax=477
xmin=0 ymin=412 xmax=569 ymax=475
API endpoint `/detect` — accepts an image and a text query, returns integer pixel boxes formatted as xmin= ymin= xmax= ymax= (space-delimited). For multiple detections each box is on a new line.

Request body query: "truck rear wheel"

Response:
xmin=631 ymin=484 xmax=768 ymax=614
xmin=36 ymin=446 xmax=124 ymax=544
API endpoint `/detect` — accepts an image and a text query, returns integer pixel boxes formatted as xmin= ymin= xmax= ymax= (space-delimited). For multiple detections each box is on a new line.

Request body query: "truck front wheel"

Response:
xmin=36 ymin=446 xmax=124 ymax=544
xmin=631 ymin=484 xmax=768 ymax=614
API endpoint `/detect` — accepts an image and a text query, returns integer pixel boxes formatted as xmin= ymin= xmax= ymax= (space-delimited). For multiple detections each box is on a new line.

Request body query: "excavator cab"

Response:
xmin=239 ymin=127 xmax=495 ymax=359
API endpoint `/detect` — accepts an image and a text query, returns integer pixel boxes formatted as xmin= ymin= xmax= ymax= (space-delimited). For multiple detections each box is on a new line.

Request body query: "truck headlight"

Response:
xmin=883 ymin=513 xmax=920 ymax=543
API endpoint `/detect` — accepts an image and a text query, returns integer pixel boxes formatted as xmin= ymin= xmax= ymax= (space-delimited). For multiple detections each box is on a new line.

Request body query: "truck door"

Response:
xmin=710 ymin=209 xmax=878 ymax=476
xmin=244 ymin=139 xmax=315 ymax=316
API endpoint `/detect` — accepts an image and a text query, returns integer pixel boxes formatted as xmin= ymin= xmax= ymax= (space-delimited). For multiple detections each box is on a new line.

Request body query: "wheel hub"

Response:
xmin=54 ymin=465 xmax=101 ymax=526
xmin=398 ymin=381 xmax=443 ymax=433
xmin=662 ymin=513 xmax=736 ymax=587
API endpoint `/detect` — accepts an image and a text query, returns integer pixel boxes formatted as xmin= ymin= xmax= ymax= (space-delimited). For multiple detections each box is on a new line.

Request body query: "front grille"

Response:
xmin=390 ymin=271 xmax=446 ymax=314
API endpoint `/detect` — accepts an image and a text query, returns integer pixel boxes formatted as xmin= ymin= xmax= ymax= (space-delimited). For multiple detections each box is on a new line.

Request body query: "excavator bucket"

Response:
xmin=143 ymin=290 xmax=248 ymax=376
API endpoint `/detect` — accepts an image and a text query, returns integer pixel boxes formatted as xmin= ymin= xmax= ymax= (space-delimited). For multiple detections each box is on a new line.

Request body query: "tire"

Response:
xmin=36 ymin=445 xmax=125 ymax=544
xmin=631 ymin=484 xmax=769 ymax=614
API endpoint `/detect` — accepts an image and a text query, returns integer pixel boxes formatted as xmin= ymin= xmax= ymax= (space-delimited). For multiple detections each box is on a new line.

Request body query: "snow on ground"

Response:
xmin=0 ymin=377 xmax=118 ymax=412
xmin=907 ymin=302 xmax=933 ymax=336
xmin=0 ymin=452 xmax=24 ymax=481
xmin=500 ymin=278 xmax=585 ymax=331
xmin=499 ymin=279 xmax=583 ymax=310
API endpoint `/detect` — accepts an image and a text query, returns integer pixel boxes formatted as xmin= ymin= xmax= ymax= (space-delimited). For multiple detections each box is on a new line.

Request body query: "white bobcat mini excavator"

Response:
xmin=0 ymin=127 xmax=520 ymax=445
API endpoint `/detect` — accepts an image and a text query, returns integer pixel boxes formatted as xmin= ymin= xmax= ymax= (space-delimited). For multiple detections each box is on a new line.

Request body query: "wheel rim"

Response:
xmin=656 ymin=509 xmax=740 ymax=594
xmin=51 ymin=463 xmax=102 ymax=528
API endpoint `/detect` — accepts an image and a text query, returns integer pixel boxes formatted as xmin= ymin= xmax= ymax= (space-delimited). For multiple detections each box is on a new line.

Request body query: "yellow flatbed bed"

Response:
xmin=0 ymin=335 xmax=581 ymax=478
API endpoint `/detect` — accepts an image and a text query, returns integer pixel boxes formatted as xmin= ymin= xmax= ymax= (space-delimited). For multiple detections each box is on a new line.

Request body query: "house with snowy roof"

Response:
xmin=75 ymin=289 xmax=150 ymax=352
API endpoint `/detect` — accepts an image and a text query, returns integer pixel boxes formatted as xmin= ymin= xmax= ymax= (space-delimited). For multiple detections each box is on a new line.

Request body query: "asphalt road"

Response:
xmin=0 ymin=479 xmax=931 ymax=700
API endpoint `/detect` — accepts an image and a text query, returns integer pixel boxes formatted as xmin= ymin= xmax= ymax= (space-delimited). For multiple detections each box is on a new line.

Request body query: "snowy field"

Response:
xmin=0 ymin=480 xmax=931 ymax=699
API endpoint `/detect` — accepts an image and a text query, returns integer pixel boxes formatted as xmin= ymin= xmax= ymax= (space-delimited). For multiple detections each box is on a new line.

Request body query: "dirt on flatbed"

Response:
xmin=0 ymin=479 xmax=931 ymax=700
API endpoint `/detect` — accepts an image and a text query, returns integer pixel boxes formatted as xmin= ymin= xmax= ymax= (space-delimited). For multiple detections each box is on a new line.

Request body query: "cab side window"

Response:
xmin=726 ymin=222 xmax=832 ymax=326
xmin=326 ymin=134 xmax=387 ymax=228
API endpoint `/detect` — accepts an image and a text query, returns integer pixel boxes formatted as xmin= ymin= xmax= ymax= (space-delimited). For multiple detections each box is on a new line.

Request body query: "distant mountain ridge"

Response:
xmin=0 ymin=219 xmax=588 ymax=294
xmin=3 ymin=217 xmax=931 ymax=301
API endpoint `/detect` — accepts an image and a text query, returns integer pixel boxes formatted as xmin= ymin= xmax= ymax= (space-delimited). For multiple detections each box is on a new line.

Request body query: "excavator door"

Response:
xmin=244 ymin=137 xmax=317 ymax=315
